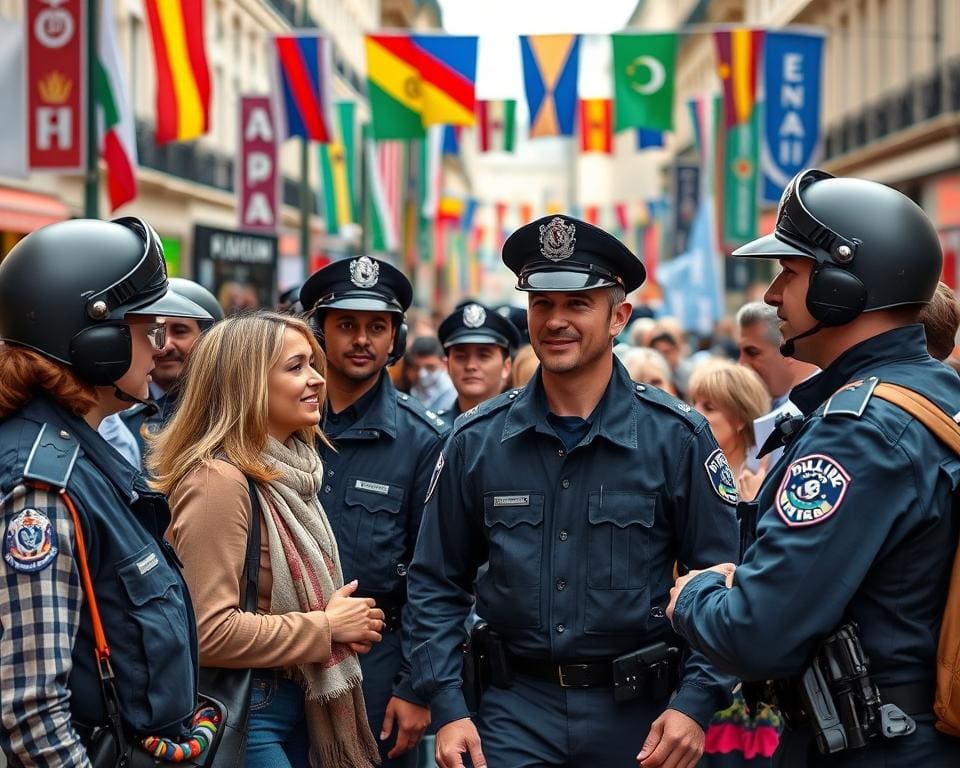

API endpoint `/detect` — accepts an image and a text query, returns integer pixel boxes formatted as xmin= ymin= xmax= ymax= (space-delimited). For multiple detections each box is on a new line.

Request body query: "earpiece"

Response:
xmin=69 ymin=325 xmax=132 ymax=385
xmin=806 ymin=264 xmax=867 ymax=326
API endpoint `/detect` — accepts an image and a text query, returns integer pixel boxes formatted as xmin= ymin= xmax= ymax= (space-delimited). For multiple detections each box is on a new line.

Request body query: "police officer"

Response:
xmin=300 ymin=256 xmax=446 ymax=767
xmin=667 ymin=170 xmax=960 ymax=766
xmin=120 ymin=277 xmax=224 ymax=458
xmin=0 ymin=218 xmax=212 ymax=764
xmin=437 ymin=302 xmax=520 ymax=420
xmin=407 ymin=215 xmax=739 ymax=768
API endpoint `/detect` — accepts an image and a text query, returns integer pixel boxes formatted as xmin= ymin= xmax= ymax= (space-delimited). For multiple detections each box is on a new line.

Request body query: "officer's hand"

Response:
xmin=381 ymin=696 xmax=431 ymax=758
xmin=325 ymin=580 xmax=385 ymax=645
xmin=436 ymin=718 xmax=486 ymax=768
xmin=636 ymin=709 xmax=704 ymax=768
xmin=666 ymin=564 xmax=736 ymax=624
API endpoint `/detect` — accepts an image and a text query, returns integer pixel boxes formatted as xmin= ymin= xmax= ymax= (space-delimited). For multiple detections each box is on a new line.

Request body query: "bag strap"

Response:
xmin=871 ymin=383 xmax=960 ymax=457
xmin=243 ymin=477 xmax=263 ymax=613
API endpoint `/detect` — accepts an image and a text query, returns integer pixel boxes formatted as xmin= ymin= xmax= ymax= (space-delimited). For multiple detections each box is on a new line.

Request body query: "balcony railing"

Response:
xmin=824 ymin=58 xmax=960 ymax=160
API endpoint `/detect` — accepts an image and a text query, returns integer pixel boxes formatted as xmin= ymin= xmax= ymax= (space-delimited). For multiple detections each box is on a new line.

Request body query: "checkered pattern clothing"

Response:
xmin=0 ymin=483 xmax=89 ymax=767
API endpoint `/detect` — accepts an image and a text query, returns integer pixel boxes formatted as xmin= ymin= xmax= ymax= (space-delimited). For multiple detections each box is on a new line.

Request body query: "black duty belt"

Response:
xmin=507 ymin=653 xmax=614 ymax=688
xmin=879 ymin=680 xmax=936 ymax=716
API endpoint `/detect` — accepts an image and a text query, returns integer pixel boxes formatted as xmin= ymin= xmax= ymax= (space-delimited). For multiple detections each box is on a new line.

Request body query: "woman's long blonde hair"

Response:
xmin=149 ymin=311 xmax=326 ymax=493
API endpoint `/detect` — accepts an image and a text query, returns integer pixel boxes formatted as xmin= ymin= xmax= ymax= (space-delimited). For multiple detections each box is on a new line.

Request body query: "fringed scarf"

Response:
xmin=258 ymin=437 xmax=380 ymax=767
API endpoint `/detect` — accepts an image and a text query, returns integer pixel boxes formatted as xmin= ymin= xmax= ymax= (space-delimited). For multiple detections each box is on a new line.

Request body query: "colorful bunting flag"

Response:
xmin=612 ymin=33 xmax=677 ymax=132
xmin=519 ymin=202 xmax=534 ymax=224
xmin=476 ymin=100 xmax=517 ymax=153
xmin=442 ymin=125 xmax=462 ymax=157
xmin=319 ymin=102 xmax=356 ymax=235
xmin=411 ymin=34 xmax=478 ymax=126
xmin=579 ymin=99 xmax=613 ymax=153
xmin=584 ymin=205 xmax=600 ymax=225
xmin=144 ymin=0 xmax=211 ymax=144
xmin=636 ymin=128 xmax=664 ymax=149
xmin=273 ymin=35 xmax=333 ymax=141
xmin=98 ymin=0 xmax=138 ymax=211
xmin=366 ymin=133 xmax=402 ymax=252
xmin=713 ymin=29 xmax=765 ymax=127
xmin=520 ymin=34 xmax=581 ymax=137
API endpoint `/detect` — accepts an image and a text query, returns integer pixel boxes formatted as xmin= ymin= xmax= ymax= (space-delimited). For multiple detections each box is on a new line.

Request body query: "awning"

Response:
xmin=0 ymin=187 xmax=71 ymax=233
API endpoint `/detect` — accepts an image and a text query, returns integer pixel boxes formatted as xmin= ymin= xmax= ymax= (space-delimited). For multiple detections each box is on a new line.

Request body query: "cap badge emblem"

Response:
xmin=539 ymin=217 xmax=576 ymax=262
xmin=349 ymin=256 xmax=379 ymax=288
xmin=463 ymin=304 xmax=486 ymax=328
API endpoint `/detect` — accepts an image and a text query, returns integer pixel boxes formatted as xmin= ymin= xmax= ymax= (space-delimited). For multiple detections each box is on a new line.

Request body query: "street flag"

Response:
xmin=476 ymin=99 xmax=517 ymax=153
xmin=612 ymin=33 xmax=677 ymax=132
xmin=144 ymin=0 xmax=211 ymax=144
xmin=319 ymin=102 xmax=357 ymax=235
xmin=584 ymin=205 xmax=600 ymax=225
xmin=97 ymin=0 xmax=137 ymax=210
xmin=273 ymin=35 xmax=333 ymax=141
xmin=713 ymin=29 xmax=764 ymax=127
xmin=579 ymin=99 xmax=613 ymax=153
xmin=519 ymin=202 xmax=534 ymax=224
xmin=410 ymin=34 xmax=478 ymax=127
xmin=761 ymin=32 xmax=824 ymax=203
xmin=442 ymin=125 xmax=461 ymax=157
xmin=520 ymin=34 xmax=581 ymax=137
xmin=421 ymin=125 xmax=443 ymax=220
xmin=636 ymin=128 xmax=664 ymax=149
xmin=494 ymin=201 xmax=508 ymax=249
xmin=721 ymin=110 xmax=760 ymax=246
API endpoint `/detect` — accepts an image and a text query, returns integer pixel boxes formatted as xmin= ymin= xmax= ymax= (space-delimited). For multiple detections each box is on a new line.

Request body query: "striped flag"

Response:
xmin=476 ymin=100 xmax=516 ymax=153
xmin=97 ymin=0 xmax=137 ymax=210
xmin=442 ymin=125 xmax=461 ymax=157
xmin=319 ymin=102 xmax=356 ymax=235
xmin=411 ymin=34 xmax=478 ymax=127
xmin=713 ymin=29 xmax=764 ymax=127
xmin=367 ymin=138 xmax=402 ymax=252
xmin=273 ymin=35 xmax=333 ymax=141
xmin=579 ymin=99 xmax=612 ymax=154
xmin=144 ymin=0 xmax=211 ymax=144
xmin=520 ymin=35 xmax=580 ymax=137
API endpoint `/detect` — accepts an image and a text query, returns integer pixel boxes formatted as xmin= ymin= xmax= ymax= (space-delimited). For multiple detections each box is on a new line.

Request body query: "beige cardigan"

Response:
xmin=166 ymin=459 xmax=332 ymax=668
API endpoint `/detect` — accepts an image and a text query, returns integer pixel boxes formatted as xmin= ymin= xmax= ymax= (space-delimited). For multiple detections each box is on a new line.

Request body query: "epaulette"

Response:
xmin=632 ymin=382 xmax=705 ymax=430
xmin=395 ymin=392 xmax=447 ymax=434
xmin=823 ymin=376 xmax=879 ymax=419
xmin=23 ymin=423 xmax=80 ymax=490
xmin=452 ymin=389 xmax=518 ymax=434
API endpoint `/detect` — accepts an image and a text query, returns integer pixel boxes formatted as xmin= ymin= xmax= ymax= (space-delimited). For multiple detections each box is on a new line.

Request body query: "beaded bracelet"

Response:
xmin=141 ymin=705 xmax=222 ymax=762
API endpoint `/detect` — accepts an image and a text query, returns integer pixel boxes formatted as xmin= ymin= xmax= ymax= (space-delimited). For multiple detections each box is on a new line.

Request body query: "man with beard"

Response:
xmin=437 ymin=302 xmax=520 ymax=420
xmin=407 ymin=215 xmax=738 ymax=768
xmin=119 ymin=277 xmax=222 ymax=460
xmin=299 ymin=256 xmax=446 ymax=768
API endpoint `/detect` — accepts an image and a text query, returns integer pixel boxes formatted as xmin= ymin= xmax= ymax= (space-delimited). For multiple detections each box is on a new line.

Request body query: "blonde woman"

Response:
xmin=509 ymin=343 xmax=539 ymax=388
xmin=620 ymin=346 xmax=678 ymax=396
xmin=150 ymin=312 xmax=383 ymax=768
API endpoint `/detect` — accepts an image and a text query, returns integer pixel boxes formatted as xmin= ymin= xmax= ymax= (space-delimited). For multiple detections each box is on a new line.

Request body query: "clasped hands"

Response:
xmin=665 ymin=563 xmax=737 ymax=624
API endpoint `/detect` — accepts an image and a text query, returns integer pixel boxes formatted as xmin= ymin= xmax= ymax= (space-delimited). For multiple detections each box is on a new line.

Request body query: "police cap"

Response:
xmin=502 ymin=215 xmax=646 ymax=293
xmin=439 ymin=302 xmax=521 ymax=351
xmin=300 ymin=255 xmax=413 ymax=315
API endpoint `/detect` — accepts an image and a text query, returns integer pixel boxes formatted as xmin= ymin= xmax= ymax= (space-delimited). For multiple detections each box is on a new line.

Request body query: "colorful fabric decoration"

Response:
xmin=141 ymin=705 xmax=221 ymax=762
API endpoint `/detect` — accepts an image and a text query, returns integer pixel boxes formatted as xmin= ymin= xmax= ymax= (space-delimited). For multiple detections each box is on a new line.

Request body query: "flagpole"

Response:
xmin=359 ymin=122 xmax=369 ymax=255
xmin=84 ymin=0 xmax=99 ymax=218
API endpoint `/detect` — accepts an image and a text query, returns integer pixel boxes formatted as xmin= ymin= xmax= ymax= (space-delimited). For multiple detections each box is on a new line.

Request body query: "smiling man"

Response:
xmin=407 ymin=215 xmax=738 ymax=768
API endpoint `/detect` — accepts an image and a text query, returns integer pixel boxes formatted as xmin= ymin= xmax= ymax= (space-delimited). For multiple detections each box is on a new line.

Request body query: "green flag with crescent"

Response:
xmin=612 ymin=33 xmax=678 ymax=132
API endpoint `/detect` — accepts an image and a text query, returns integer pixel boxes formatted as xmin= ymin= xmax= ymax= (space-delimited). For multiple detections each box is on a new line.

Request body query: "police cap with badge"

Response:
xmin=502 ymin=215 xmax=646 ymax=292
xmin=439 ymin=302 xmax=521 ymax=353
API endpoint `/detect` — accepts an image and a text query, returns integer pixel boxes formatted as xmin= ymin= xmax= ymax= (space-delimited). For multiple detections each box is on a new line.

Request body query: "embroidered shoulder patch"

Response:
xmin=704 ymin=448 xmax=739 ymax=504
xmin=424 ymin=453 xmax=445 ymax=504
xmin=4 ymin=508 xmax=59 ymax=573
xmin=775 ymin=453 xmax=850 ymax=527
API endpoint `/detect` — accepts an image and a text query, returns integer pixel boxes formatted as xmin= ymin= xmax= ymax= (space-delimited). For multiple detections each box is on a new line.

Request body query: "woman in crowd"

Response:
xmin=687 ymin=357 xmax=776 ymax=767
xmin=509 ymin=344 xmax=539 ymax=388
xmin=150 ymin=311 xmax=385 ymax=768
xmin=620 ymin=346 xmax=678 ymax=396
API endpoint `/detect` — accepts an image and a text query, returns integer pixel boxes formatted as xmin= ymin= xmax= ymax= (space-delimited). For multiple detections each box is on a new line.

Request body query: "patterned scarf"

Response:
xmin=258 ymin=437 xmax=379 ymax=767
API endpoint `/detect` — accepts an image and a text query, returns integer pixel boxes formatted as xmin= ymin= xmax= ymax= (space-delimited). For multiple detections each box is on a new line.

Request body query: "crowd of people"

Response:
xmin=2 ymin=169 xmax=960 ymax=768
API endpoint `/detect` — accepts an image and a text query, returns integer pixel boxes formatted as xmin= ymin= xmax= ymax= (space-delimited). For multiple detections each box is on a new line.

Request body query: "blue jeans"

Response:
xmin=245 ymin=672 xmax=310 ymax=768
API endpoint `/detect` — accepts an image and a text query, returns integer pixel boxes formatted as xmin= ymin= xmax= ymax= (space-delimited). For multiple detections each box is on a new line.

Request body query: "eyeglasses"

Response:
xmin=144 ymin=323 xmax=167 ymax=351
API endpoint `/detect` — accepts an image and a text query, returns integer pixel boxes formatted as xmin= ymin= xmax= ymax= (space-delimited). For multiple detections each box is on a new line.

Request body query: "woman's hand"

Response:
xmin=737 ymin=456 xmax=768 ymax=502
xmin=326 ymin=580 xmax=385 ymax=645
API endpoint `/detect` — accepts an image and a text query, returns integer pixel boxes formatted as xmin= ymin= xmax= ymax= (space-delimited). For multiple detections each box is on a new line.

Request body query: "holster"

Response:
xmin=462 ymin=620 xmax=513 ymax=715
xmin=612 ymin=642 xmax=680 ymax=703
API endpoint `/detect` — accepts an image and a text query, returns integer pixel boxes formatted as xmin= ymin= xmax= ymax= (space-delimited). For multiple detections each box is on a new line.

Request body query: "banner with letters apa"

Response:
xmin=760 ymin=32 xmax=824 ymax=204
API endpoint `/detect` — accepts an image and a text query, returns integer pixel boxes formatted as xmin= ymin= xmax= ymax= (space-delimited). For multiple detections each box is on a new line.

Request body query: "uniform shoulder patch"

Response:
xmin=4 ymin=508 xmax=59 ymax=573
xmin=451 ymin=390 xmax=514 ymax=435
xmin=775 ymin=453 xmax=851 ymax=527
xmin=396 ymin=392 xmax=447 ymax=434
xmin=704 ymin=448 xmax=739 ymax=504
xmin=634 ymin=383 xmax=705 ymax=430
xmin=823 ymin=377 xmax=879 ymax=419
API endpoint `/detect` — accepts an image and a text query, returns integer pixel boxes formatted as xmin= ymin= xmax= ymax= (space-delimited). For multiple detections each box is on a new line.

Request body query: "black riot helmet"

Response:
xmin=168 ymin=278 xmax=224 ymax=329
xmin=0 ymin=217 xmax=211 ymax=385
xmin=734 ymin=169 xmax=943 ymax=327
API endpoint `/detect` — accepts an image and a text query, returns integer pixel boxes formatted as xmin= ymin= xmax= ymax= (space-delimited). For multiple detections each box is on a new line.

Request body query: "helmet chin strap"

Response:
xmin=112 ymin=385 xmax=159 ymax=414
xmin=779 ymin=322 xmax=824 ymax=358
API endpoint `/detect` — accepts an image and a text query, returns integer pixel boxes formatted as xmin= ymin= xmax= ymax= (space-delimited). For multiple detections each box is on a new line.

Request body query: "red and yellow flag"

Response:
xmin=145 ymin=0 xmax=211 ymax=144
xmin=579 ymin=99 xmax=613 ymax=153
xmin=714 ymin=29 xmax=764 ymax=128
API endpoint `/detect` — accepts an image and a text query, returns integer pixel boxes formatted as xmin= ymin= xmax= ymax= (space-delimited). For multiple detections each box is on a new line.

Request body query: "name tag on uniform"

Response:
xmin=136 ymin=552 xmax=159 ymax=575
xmin=355 ymin=480 xmax=390 ymax=495
xmin=493 ymin=494 xmax=530 ymax=506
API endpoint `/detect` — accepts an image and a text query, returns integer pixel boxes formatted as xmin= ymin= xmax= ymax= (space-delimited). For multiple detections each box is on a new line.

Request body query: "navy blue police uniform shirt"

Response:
xmin=674 ymin=325 xmax=960 ymax=689
xmin=319 ymin=370 xmax=446 ymax=702
xmin=407 ymin=358 xmax=740 ymax=729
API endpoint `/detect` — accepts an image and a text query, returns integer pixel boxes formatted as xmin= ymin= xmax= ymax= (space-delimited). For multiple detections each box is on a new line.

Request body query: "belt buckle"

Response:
xmin=557 ymin=663 xmax=590 ymax=689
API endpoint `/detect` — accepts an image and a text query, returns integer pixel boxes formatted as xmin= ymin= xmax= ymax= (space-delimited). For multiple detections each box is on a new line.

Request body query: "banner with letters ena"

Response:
xmin=761 ymin=32 xmax=824 ymax=204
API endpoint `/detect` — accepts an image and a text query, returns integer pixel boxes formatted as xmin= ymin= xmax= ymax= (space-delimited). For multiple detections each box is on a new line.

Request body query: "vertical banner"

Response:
xmin=27 ymin=0 xmax=85 ymax=170
xmin=237 ymin=96 xmax=279 ymax=233
xmin=722 ymin=109 xmax=760 ymax=248
xmin=194 ymin=224 xmax=278 ymax=313
xmin=671 ymin=163 xmax=700 ymax=257
xmin=761 ymin=32 xmax=824 ymax=204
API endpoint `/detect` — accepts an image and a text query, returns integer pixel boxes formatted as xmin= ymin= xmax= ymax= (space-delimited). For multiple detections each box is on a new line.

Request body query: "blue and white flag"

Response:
xmin=761 ymin=32 xmax=824 ymax=204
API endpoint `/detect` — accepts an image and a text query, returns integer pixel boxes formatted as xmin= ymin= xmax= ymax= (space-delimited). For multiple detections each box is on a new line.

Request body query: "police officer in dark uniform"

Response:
xmin=667 ymin=170 xmax=960 ymax=766
xmin=300 ymin=256 xmax=446 ymax=767
xmin=0 ymin=218 xmax=212 ymax=764
xmin=406 ymin=215 xmax=739 ymax=768
xmin=120 ymin=277 xmax=223 ymax=458
xmin=437 ymin=302 xmax=521 ymax=421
